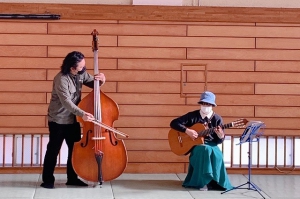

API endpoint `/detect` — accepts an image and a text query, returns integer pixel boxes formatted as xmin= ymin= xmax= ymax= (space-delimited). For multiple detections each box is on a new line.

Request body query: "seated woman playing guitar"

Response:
xmin=170 ymin=91 xmax=233 ymax=191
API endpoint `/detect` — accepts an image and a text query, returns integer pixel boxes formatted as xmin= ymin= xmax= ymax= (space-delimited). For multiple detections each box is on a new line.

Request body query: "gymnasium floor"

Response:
xmin=0 ymin=173 xmax=298 ymax=199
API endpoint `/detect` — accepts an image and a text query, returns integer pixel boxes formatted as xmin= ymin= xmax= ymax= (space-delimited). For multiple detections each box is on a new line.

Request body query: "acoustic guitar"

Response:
xmin=168 ymin=118 xmax=248 ymax=156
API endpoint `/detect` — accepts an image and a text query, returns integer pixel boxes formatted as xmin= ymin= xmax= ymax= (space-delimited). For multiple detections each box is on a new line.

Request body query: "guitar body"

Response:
xmin=168 ymin=123 xmax=206 ymax=156
xmin=168 ymin=118 xmax=248 ymax=156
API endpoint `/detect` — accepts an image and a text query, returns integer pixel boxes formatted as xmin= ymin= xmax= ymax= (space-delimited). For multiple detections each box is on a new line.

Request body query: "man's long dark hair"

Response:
xmin=60 ymin=51 xmax=84 ymax=75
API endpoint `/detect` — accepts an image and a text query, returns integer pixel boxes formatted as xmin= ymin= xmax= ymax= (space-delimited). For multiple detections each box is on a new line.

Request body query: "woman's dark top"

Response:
xmin=170 ymin=110 xmax=224 ymax=144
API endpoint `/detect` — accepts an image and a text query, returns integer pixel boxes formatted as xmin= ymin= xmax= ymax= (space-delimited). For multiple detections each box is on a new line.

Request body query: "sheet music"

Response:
xmin=238 ymin=121 xmax=265 ymax=144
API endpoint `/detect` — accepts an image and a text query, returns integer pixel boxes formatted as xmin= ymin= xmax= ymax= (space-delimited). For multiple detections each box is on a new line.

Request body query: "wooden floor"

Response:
xmin=0 ymin=173 xmax=298 ymax=199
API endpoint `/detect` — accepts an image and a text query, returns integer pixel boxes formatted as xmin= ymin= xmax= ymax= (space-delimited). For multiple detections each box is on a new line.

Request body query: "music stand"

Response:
xmin=221 ymin=121 xmax=267 ymax=199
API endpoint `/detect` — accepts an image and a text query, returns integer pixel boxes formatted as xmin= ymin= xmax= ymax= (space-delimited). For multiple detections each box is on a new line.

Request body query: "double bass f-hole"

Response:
xmin=107 ymin=130 xmax=118 ymax=146
xmin=80 ymin=129 xmax=108 ymax=148
xmin=92 ymin=120 xmax=129 ymax=146
xmin=90 ymin=119 xmax=128 ymax=146
xmin=81 ymin=130 xmax=93 ymax=147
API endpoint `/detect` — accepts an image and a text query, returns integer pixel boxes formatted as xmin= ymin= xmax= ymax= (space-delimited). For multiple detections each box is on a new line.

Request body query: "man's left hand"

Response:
xmin=94 ymin=73 xmax=106 ymax=85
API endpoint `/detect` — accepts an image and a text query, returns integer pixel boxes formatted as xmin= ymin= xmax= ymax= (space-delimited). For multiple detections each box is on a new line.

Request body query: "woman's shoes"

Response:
xmin=199 ymin=185 xmax=208 ymax=191
xmin=207 ymin=180 xmax=226 ymax=191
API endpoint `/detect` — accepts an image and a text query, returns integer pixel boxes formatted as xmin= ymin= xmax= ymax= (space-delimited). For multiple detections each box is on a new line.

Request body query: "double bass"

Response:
xmin=72 ymin=29 xmax=128 ymax=185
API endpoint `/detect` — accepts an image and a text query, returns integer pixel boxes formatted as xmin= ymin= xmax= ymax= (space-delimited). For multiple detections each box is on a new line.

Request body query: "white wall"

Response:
xmin=0 ymin=0 xmax=132 ymax=4
xmin=0 ymin=0 xmax=300 ymax=7
xmin=200 ymin=0 xmax=300 ymax=8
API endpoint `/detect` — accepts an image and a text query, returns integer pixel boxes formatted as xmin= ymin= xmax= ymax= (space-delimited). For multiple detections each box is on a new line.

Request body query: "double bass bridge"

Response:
xmin=92 ymin=137 xmax=106 ymax=140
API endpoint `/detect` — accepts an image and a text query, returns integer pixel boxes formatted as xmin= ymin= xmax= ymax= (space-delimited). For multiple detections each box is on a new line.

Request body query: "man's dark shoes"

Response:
xmin=66 ymin=178 xmax=88 ymax=186
xmin=40 ymin=182 xmax=54 ymax=189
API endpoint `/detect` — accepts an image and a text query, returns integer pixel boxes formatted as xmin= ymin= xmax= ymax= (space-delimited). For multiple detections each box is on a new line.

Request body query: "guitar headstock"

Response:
xmin=232 ymin=118 xmax=249 ymax=128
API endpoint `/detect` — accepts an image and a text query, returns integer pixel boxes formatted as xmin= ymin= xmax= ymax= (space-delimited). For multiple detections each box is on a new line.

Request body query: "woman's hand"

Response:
xmin=214 ymin=126 xmax=225 ymax=139
xmin=185 ymin=128 xmax=198 ymax=140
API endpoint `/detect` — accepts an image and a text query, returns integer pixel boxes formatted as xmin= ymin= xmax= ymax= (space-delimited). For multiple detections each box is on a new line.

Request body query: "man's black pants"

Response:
xmin=42 ymin=122 xmax=81 ymax=184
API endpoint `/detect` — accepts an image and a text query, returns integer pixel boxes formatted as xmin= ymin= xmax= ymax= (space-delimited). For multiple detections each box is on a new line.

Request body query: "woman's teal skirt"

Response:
xmin=183 ymin=142 xmax=233 ymax=190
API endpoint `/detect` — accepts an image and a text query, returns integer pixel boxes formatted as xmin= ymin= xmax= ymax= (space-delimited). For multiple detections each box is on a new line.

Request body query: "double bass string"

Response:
xmin=94 ymin=81 xmax=101 ymax=151
xmin=93 ymin=32 xmax=102 ymax=153
xmin=91 ymin=120 xmax=129 ymax=138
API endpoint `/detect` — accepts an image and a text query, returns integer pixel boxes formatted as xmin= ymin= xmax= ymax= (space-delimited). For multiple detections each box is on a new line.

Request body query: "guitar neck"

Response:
xmin=198 ymin=122 xmax=233 ymax=137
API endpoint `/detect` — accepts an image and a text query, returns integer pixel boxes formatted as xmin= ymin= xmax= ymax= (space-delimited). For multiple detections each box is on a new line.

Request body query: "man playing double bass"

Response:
xmin=40 ymin=51 xmax=106 ymax=189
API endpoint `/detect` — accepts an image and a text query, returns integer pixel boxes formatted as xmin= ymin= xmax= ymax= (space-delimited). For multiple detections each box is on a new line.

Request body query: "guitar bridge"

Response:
xmin=177 ymin=132 xmax=183 ymax=147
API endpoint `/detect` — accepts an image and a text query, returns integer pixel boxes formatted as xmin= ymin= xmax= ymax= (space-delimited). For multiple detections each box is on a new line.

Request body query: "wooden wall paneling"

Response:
xmin=118 ymin=59 xmax=255 ymax=71
xmin=46 ymin=83 xmax=116 ymax=102
xmin=187 ymin=48 xmax=300 ymax=60
xmin=0 ymin=57 xmax=63 ymax=69
xmin=119 ymin=104 xmax=198 ymax=116
xmin=0 ymin=127 xmax=49 ymax=134
xmin=88 ymin=70 xmax=181 ymax=82
xmin=255 ymin=107 xmax=300 ymax=117
xmin=0 ymin=116 xmax=45 ymax=127
xmin=0 ymin=34 xmax=111 ymax=46
xmin=0 ymin=58 xmax=113 ymax=72
xmin=0 ymin=69 xmax=46 ymax=80
xmin=0 ymin=93 xmax=46 ymax=104
xmin=0 ymin=81 xmax=52 ymax=92
xmin=188 ymin=25 xmax=300 ymax=37
xmin=48 ymin=22 xmax=187 ymax=36
xmin=0 ymin=104 xmax=48 ymax=115
xmin=117 ymin=82 xmax=180 ymax=93
xmin=208 ymin=71 xmax=300 ymax=83
xmin=256 ymin=61 xmax=300 ymax=72
xmin=118 ymin=36 xmax=255 ymax=48
xmin=48 ymin=46 xmax=186 ymax=59
xmin=0 ymin=46 xmax=47 ymax=57
xmin=128 ymin=151 xmax=188 ymax=162
xmin=108 ymin=93 xmax=186 ymax=105
xmin=257 ymin=38 xmax=300 ymax=49
xmin=255 ymin=84 xmax=300 ymax=94
xmin=119 ymin=104 xmax=254 ymax=118
xmin=2 ymin=3 xmax=300 ymax=23
xmin=124 ymin=140 xmax=170 ymax=151
xmin=183 ymin=82 xmax=255 ymax=94
xmin=114 ymin=116 xmax=174 ymax=128
xmin=120 ymin=21 xmax=256 ymax=26
xmin=214 ymin=94 xmax=300 ymax=106
xmin=256 ymin=23 xmax=300 ymax=27
xmin=204 ymin=60 xmax=255 ymax=71
xmin=0 ymin=22 xmax=47 ymax=33
xmin=214 ymin=106 xmax=254 ymax=117
xmin=117 ymin=128 xmax=169 ymax=139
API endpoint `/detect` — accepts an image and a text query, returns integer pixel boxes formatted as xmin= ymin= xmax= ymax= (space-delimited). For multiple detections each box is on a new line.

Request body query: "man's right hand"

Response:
xmin=82 ymin=112 xmax=95 ymax=122
xmin=185 ymin=128 xmax=198 ymax=140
